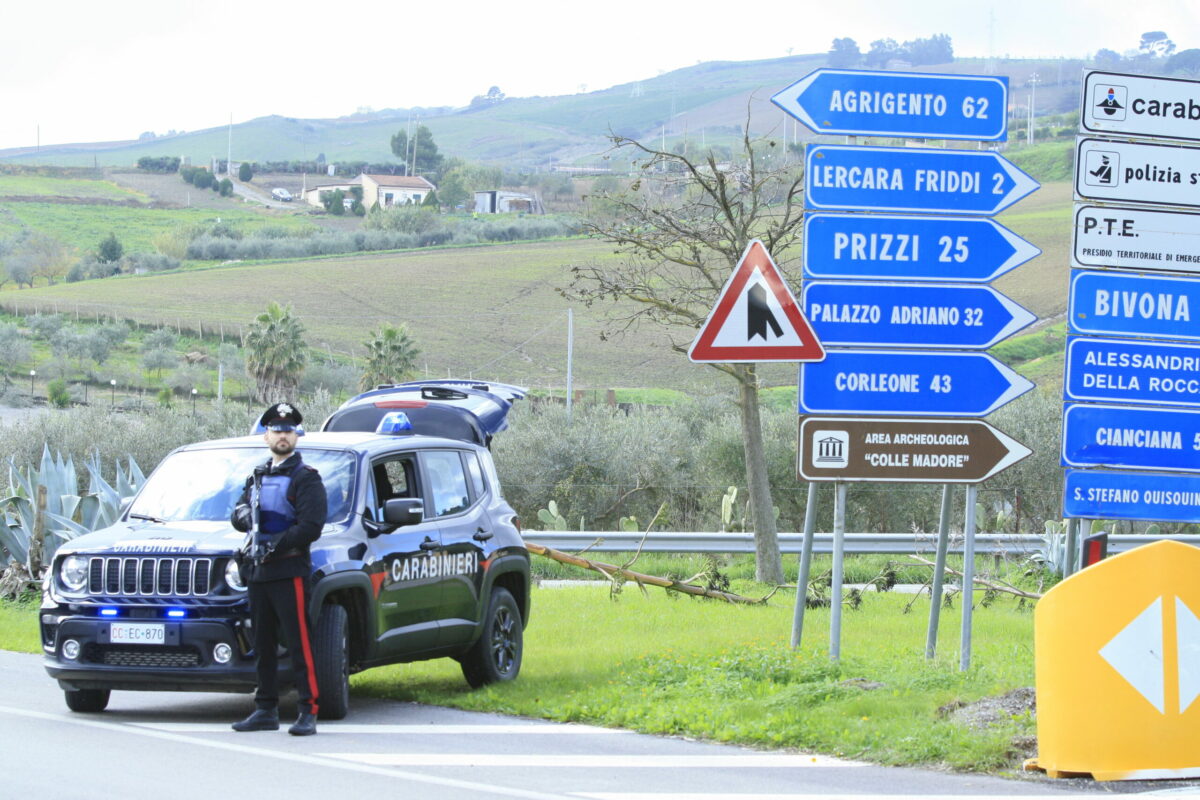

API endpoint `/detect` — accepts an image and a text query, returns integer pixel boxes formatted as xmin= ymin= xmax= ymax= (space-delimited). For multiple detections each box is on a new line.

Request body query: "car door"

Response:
xmin=366 ymin=453 xmax=442 ymax=655
xmin=420 ymin=449 xmax=488 ymax=647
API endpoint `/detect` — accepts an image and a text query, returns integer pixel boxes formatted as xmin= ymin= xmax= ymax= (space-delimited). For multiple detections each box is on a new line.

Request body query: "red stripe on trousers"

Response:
xmin=293 ymin=576 xmax=320 ymax=715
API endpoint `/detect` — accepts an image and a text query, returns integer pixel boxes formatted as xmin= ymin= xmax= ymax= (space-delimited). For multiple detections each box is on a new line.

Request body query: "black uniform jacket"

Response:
xmin=231 ymin=452 xmax=327 ymax=582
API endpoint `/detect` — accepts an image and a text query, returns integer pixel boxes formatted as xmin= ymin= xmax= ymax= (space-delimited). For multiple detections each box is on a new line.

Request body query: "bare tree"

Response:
xmin=565 ymin=125 xmax=805 ymax=583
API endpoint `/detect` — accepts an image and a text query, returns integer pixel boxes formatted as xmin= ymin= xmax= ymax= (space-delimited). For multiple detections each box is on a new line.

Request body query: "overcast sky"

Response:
xmin=1 ymin=0 xmax=1195 ymax=151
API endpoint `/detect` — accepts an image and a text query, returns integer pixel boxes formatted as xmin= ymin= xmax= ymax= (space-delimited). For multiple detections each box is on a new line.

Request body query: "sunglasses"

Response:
xmin=266 ymin=423 xmax=297 ymax=433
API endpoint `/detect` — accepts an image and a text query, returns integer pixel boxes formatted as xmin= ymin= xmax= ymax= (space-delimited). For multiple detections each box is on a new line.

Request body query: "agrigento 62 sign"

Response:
xmin=798 ymin=416 xmax=1031 ymax=483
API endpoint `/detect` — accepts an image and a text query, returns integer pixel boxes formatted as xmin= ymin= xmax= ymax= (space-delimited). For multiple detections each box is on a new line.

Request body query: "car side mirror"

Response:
xmin=383 ymin=498 xmax=424 ymax=528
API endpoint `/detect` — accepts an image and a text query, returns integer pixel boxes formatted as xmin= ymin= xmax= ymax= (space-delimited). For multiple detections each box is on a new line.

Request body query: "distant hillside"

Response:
xmin=1 ymin=55 xmax=1087 ymax=170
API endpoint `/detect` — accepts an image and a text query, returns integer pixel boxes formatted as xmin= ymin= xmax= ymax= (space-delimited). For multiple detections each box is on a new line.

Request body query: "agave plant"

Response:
xmin=0 ymin=445 xmax=142 ymax=578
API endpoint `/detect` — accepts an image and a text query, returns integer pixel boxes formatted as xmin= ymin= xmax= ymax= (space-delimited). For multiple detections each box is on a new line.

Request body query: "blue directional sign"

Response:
xmin=1070 ymin=269 xmax=1200 ymax=342
xmin=1064 ymin=468 xmax=1200 ymax=523
xmin=771 ymin=69 xmax=1008 ymax=141
xmin=803 ymin=281 xmax=1035 ymax=348
xmin=798 ymin=349 xmax=1033 ymax=417
xmin=804 ymin=213 xmax=1040 ymax=282
xmin=805 ymin=145 xmax=1039 ymax=215
xmin=1062 ymin=403 xmax=1200 ymax=473
xmin=1064 ymin=337 xmax=1200 ymax=409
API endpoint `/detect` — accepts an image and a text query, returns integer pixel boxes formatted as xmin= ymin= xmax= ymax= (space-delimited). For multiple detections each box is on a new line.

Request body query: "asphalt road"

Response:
xmin=0 ymin=649 xmax=1127 ymax=799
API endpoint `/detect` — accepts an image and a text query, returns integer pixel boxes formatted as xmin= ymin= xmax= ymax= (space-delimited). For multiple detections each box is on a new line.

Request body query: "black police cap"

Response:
xmin=259 ymin=402 xmax=303 ymax=428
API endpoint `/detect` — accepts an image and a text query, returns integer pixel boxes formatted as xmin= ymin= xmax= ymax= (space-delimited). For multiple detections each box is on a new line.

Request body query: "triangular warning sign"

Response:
xmin=688 ymin=240 xmax=825 ymax=363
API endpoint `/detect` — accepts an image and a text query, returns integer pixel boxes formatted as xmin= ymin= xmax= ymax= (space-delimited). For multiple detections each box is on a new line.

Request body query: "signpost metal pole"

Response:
xmin=925 ymin=484 xmax=954 ymax=660
xmin=959 ymin=484 xmax=978 ymax=671
xmin=830 ymin=482 xmax=847 ymax=661
xmin=790 ymin=481 xmax=818 ymax=649
xmin=1065 ymin=518 xmax=1080 ymax=578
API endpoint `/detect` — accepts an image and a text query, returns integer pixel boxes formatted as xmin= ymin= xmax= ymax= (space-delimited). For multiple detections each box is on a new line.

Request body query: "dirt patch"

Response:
xmin=940 ymin=687 xmax=1037 ymax=762
xmin=941 ymin=686 xmax=1036 ymax=730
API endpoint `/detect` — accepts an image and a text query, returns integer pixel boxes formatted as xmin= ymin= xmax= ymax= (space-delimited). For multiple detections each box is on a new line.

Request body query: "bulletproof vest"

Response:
xmin=258 ymin=472 xmax=296 ymax=535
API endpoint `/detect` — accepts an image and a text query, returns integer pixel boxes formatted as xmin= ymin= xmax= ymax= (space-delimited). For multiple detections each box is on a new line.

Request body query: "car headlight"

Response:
xmin=225 ymin=559 xmax=246 ymax=592
xmin=61 ymin=555 xmax=88 ymax=592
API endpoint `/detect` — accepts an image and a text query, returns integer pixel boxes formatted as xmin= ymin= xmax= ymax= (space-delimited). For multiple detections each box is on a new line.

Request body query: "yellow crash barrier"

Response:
xmin=1028 ymin=539 xmax=1200 ymax=781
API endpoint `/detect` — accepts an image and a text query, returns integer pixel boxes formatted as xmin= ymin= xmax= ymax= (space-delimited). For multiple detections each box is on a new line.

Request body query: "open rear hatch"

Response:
xmin=320 ymin=380 xmax=526 ymax=447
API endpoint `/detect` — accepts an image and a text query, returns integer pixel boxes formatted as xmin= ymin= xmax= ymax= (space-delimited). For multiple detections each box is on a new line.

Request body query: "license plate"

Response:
xmin=109 ymin=622 xmax=166 ymax=645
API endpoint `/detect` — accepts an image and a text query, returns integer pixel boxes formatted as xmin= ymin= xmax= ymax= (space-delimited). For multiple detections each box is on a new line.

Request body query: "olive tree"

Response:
xmin=565 ymin=127 xmax=804 ymax=583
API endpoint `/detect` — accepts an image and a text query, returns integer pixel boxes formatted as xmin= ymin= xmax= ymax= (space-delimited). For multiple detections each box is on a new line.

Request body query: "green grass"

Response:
xmin=352 ymin=585 xmax=1036 ymax=771
xmin=0 ymin=583 xmax=1036 ymax=771
xmin=1006 ymin=141 xmax=1075 ymax=183
xmin=0 ymin=239 xmax=804 ymax=392
xmin=0 ymin=201 xmax=314 ymax=255
xmin=0 ymin=595 xmax=40 ymax=653
xmin=0 ymin=175 xmax=146 ymax=201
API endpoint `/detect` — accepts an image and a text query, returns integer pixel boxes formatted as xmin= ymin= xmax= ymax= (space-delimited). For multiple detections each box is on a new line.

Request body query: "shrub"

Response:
xmin=46 ymin=378 xmax=71 ymax=408
xmin=125 ymin=251 xmax=181 ymax=273
xmin=97 ymin=233 xmax=123 ymax=264
xmin=26 ymin=314 xmax=64 ymax=341
xmin=137 ymin=156 xmax=181 ymax=173
xmin=238 ymin=162 xmax=252 ymax=182
xmin=218 ymin=178 xmax=234 ymax=197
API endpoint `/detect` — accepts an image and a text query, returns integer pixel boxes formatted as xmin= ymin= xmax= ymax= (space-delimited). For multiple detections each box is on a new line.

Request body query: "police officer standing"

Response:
xmin=231 ymin=403 xmax=327 ymax=736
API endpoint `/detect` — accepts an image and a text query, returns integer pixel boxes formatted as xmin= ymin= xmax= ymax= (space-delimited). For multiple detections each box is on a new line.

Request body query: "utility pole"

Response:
xmin=227 ymin=113 xmax=233 ymax=176
xmin=565 ymin=309 xmax=574 ymax=422
xmin=1027 ymin=74 xmax=1040 ymax=147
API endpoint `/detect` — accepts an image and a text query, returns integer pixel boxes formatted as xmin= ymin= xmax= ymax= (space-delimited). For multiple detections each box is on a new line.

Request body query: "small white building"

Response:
xmin=473 ymin=190 xmax=541 ymax=214
xmin=301 ymin=177 xmax=361 ymax=208
xmin=361 ymin=174 xmax=437 ymax=208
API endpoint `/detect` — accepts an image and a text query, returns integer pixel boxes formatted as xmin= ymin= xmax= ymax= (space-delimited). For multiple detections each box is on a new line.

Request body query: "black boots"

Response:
xmin=232 ymin=706 xmax=315 ymax=735
xmin=231 ymin=707 xmax=279 ymax=732
xmin=288 ymin=710 xmax=317 ymax=736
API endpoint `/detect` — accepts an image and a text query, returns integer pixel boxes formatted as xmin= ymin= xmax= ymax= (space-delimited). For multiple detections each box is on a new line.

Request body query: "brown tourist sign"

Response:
xmin=798 ymin=416 xmax=1031 ymax=483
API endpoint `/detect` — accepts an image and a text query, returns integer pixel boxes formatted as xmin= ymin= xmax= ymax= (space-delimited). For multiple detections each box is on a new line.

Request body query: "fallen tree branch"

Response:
xmin=526 ymin=541 xmax=771 ymax=605
xmin=904 ymin=555 xmax=1042 ymax=601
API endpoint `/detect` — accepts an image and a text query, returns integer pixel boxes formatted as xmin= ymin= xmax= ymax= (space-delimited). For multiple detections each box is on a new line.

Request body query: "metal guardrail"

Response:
xmin=521 ymin=531 xmax=1200 ymax=556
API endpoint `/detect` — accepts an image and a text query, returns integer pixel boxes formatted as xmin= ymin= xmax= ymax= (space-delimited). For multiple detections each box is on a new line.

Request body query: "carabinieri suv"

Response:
xmin=40 ymin=380 xmax=530 ymax=719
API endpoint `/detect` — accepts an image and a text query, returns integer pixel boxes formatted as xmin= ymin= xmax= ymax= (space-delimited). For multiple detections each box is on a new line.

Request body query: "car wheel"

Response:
xmin=64 ymin=688 xmax=110 ymax=713
xmin=314 ymin=604 xmax=350 ymax=720
xmin=460 ymin=587 xmax=523 ymax=689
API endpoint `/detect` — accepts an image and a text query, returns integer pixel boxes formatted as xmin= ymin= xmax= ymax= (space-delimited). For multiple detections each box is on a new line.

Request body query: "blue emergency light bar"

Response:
xmin=377 ymin=411 xmax=414 ymax=435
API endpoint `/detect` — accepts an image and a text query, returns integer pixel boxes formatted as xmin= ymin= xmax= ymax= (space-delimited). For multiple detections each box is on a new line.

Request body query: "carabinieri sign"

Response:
xmin=805 ymin=144 xmax=1039 ymax=215
xmin=771 ymin=69 xmax=1008 ymax=140
xmin=1082 ymin=70 xmax=1200 ymax=144
xmin=804 ymin=213 xmax=1040 ymax=283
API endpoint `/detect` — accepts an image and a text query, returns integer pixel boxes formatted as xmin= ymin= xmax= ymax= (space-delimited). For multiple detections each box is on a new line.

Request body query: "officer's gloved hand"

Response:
xmin=233 ymin=504 xmax=252 ymax=532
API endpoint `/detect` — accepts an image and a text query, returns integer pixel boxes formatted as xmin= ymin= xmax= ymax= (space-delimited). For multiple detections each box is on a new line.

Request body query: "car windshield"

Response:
xmin=127 ymin=447 xmax=356 ymax=524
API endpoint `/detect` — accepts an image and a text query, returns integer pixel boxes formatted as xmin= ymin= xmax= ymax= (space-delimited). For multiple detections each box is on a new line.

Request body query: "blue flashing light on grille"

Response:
xmin=166 ymin=609 xmax=186 ymax=618
xmin=377 ymin=411 xmax=414 ymax=435
xmin=99 ymin=608 xmax=119 ymax=617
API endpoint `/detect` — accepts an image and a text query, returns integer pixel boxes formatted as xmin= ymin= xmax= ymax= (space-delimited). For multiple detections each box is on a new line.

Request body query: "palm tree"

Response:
xmin=360 ymin=323 xmax=420 ymax=391
xmin=244 ymin=302 xmax=307 ymax=402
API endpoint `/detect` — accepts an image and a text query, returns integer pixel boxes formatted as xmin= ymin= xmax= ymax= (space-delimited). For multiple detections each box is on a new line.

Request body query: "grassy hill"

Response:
xmin=0 ymin=238 xmax=806 ymax=395
xmin=0 ymin=186 xmax=1073 ymax=394
xmin=0 ymin=55 xmax=1087 ymax=170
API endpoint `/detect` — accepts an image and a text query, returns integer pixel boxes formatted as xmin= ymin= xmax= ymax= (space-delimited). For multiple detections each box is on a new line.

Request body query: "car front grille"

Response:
xmin=87 ymin=557 xmax=214 ymax=597
xmin=83 ymin=643 xmax=201 ymax=668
